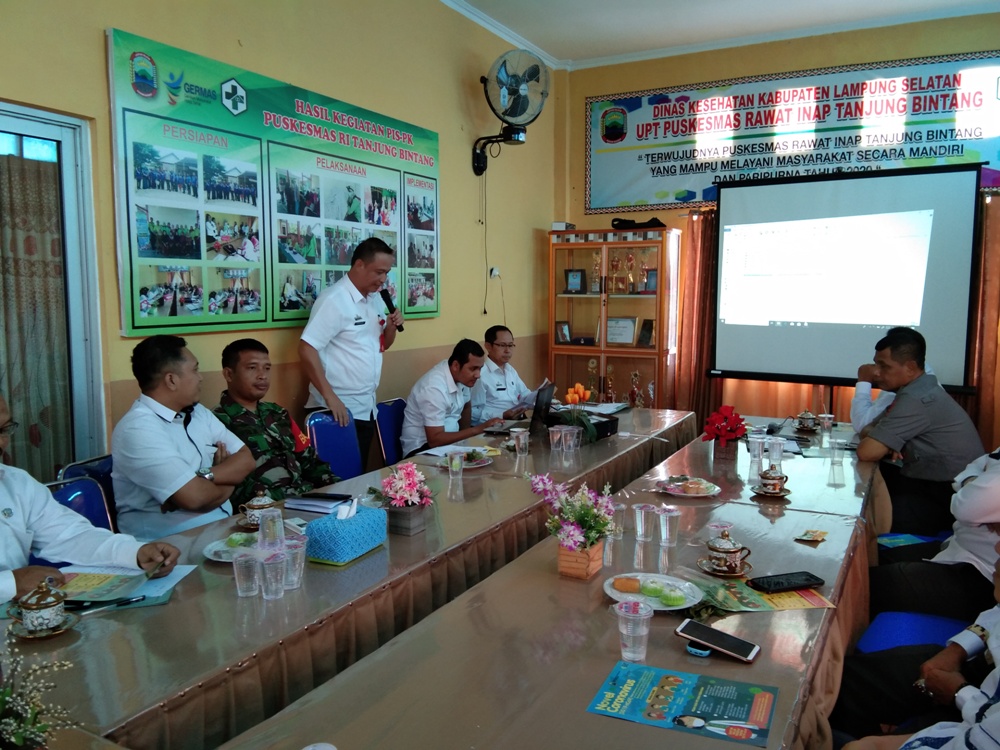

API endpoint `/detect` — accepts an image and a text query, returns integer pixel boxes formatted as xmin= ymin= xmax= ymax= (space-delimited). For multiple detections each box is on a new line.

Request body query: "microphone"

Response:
xmin=379 ymin=289 xmax=404 ymax=332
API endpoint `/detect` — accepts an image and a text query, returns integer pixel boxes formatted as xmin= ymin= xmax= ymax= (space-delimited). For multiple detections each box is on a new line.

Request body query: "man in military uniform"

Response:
xmin=214 ymin=339 xmax=337 ymax=505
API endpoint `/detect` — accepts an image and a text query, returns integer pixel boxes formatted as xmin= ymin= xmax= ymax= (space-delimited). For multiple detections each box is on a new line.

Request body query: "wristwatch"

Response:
xmin=196 ymin=468 xmax=215 ymax=482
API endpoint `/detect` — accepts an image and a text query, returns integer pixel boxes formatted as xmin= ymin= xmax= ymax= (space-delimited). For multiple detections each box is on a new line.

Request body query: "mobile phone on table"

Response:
xmin=747 ymin=571 xmax=824 ymax=594
xmin=300 ymin=491 xmax=352 ymax=500
xmin=675 ymin=618 xmax=761 ymax=663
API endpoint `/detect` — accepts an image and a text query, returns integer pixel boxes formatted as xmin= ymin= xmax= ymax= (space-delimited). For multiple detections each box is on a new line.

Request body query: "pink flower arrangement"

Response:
xmin=702 ymin=404 xmax=746 ymax=447
xmin=368 ymin=462 xmax=434 ymax=507
xmin=529 ymin=473 xmax=614 ymax=551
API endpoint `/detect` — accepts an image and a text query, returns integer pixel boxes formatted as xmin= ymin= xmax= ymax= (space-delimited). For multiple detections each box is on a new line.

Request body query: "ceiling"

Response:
xmin=441 ymin=0 xmax=999 ymax=70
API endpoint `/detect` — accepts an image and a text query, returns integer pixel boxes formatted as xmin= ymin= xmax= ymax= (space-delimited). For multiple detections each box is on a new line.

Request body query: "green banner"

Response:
xmin=110 ymin=29 xmax=440 ymax=335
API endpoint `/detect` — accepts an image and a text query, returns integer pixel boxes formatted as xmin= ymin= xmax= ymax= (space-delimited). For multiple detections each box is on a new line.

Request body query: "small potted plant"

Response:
xmin=702 ymin=404 xmax=746 ymax=461
xmin=529 ymin=473 xmax=614 ymax=579
xmin=367 ymin=462 xmax=434 ymax=535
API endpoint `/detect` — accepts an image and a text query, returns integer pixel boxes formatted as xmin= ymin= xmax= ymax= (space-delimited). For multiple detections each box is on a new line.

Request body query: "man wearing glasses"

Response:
xmin=471 ymin=325 xmax=532 ymax=425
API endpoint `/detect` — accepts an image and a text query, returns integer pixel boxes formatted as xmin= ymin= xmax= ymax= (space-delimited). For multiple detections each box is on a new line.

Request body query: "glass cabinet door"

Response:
xmin=552 ymin=241 xmax=602 ymax=346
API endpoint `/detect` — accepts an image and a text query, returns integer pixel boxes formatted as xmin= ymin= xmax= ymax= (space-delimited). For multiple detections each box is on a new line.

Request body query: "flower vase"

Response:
xmin=386 ymin=504 xmax=427 ymax=536
xmin=712 ymin=439 xmax=739 ymax=462
xmin=557 ymin=538 xmax=605 ymax=580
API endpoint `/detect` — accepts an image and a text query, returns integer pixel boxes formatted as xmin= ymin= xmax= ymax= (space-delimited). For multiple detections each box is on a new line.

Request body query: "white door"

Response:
xmin=0 ymin=104 xmax=104 ymax=480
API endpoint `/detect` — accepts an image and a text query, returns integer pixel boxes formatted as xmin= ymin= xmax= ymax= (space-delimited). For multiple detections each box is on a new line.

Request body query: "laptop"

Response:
xmin=484 ymin=382 xmax=556 ymax=435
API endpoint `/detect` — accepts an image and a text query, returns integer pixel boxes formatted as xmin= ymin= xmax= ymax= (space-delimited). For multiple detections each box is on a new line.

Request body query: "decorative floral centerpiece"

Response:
xmin=702 ymin=405 xmax=746 ymax=447
xmin=367 ymin=462 xmax=434 ymax=507
xmin=0 ymin=632 xmax=78 ymax=749
xmin=530 ymin=474 xmax=614 ymax=551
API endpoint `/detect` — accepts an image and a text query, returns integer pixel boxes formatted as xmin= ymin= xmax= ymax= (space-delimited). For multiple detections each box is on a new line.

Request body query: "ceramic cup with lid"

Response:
xmin=706 ymin=529 xmax=752 ymax=574
xmin=759 ymin=464 xmax=789 ymax=494
xmin=19 ymin=580 xmax=66 ymax=633
xmin=239 ymin=490 xmax=275 ymax=527
xmin=794 ymin=410 xmax=818 ymax=430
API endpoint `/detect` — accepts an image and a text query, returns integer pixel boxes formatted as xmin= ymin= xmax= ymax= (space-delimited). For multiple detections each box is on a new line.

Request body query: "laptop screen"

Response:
xmin=529 ymin=383 xmax=556 ymax=434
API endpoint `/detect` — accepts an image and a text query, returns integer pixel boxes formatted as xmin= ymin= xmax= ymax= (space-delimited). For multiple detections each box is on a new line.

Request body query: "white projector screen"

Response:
xmin=713 ymin=165 xmax=980 ymax=388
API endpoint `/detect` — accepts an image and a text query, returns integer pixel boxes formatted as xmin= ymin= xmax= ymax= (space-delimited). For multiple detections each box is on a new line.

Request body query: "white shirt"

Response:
xmin=471 ymin=357 xmax=531 ymax=424
xmin=112 ymin=395 xmax=245 ymax=541
xmin=300 ymin=275 xmax=385 ymax=418
xmin=932 ymin=451 xmax=1000 ymax=579
xmin=401 ymin=360 xmax=470 ymax=456
xmin=0 ymin=465 xmax=143 ymax=602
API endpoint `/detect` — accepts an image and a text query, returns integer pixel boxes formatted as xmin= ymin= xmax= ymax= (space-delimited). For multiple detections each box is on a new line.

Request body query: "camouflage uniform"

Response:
xmin=214 ymin=391 xmax=338 ymax=506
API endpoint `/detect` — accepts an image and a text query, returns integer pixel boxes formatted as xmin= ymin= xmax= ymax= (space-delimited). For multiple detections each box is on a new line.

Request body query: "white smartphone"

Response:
xmin=675 ymin=618 xmax=761 ymax=663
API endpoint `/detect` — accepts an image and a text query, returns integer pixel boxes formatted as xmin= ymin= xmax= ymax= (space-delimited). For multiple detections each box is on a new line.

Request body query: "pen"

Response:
xmin=78 ymin=595 xmax=146 ymax=616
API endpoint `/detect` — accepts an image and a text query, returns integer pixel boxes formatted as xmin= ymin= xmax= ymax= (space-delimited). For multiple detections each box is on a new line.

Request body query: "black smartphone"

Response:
xmin=747 ymin=571 xmax=824 ymax=594
xmin=675 ymin=618 xmax=760 ymax=663
xmin=300 ymin=491 xmax=352 ymax=500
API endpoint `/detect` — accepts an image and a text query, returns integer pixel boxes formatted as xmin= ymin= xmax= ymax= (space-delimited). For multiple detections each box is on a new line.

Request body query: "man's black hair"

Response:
xmin=131 ymin=335 xmax=188 ymax=392
xmin=222 ymin=338 xmax=269 ymax=370
xmin=875 ymin=327 xmax=926 ymax=369
xmin=351 ymin=237 xmax=395 ymax=266
xmin=485 ymin=325 xmax=512 ymax=344
xmin=449 ymin=339 xmax=485 ymax=367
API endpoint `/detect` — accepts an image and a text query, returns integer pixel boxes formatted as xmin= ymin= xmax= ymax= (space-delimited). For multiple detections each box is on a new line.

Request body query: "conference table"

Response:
xmin=29 ymin=409 xmax=695 ymax=750
xmin=218 ymin=429 xmax=876 ymax=750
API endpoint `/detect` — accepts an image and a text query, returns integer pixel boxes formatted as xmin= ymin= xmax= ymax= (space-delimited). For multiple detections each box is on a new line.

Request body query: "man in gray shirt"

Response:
xmin=857 ymin=327 xmax=983 ymax=535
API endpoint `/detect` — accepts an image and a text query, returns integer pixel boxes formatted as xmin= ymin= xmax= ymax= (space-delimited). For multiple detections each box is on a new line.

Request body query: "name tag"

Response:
xmin=353 ymin=315 xmax=365 ymax=326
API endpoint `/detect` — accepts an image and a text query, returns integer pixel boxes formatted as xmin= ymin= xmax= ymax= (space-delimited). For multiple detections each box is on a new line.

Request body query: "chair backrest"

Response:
xmin=376 ymin=398 xmax=407 ymax=466
xmin=60 ymin=454 xmax=117 ymax=531
xmin=28 ymin=476 xmax=116 ymax=568
xmin=307 ymin=409 xmax=363 ymax=480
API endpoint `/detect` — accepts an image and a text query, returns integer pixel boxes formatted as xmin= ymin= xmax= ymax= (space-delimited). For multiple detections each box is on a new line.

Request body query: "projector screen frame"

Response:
xmin=709 ymin=163 xmax=984 ymax=392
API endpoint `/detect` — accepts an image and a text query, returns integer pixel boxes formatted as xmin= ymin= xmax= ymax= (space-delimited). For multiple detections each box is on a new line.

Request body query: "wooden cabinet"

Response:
xmin=548 ymin=228 xmax=680 ymax=407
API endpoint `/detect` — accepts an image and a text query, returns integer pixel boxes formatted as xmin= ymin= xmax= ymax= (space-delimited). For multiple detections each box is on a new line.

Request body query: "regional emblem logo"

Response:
xmin=600 ymin=107 xmax=627 ymax=144
xmin=130 ymin=52 xmax=157 ymax=98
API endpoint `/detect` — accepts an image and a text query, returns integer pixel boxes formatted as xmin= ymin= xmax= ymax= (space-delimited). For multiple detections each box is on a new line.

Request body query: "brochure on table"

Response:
xmin=589 ymin=661 xmax=778 ymax=746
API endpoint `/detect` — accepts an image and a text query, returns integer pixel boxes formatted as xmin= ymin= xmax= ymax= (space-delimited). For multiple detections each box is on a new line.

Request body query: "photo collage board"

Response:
xmin=110 ymin=29 xmax=440 ymax=335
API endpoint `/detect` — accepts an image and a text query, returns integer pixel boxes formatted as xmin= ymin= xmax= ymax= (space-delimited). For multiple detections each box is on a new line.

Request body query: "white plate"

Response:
xmin=203 ymin=538 xmax=256 ymax=563
xmin=655 ymin=479 xmax=721 ymax=498
xmin=604 ymin=573 xmax=703 ymax=611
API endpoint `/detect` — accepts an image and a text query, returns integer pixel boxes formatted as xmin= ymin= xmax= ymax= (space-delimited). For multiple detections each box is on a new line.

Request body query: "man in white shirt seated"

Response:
xmin=0 ymin=392 xmax=179 ymax=601
xmin=471 ymin=325 xmax=533 ymax=425
xmin=112 ymin=335 xmax=255 ymax=541
xmin=400 ymin=339 xmax=503 ymax=457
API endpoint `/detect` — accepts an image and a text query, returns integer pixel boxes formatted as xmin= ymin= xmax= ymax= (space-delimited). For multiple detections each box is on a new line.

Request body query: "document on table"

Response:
xmin=58 ymin=564 xmax=196 ymax=601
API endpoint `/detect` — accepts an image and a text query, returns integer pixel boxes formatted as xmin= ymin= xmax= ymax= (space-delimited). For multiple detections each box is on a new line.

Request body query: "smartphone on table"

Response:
xmin=747 ymin=571 xmax=824 ymax=594
xmin=675 ymin=618 xmax=761 ymax=663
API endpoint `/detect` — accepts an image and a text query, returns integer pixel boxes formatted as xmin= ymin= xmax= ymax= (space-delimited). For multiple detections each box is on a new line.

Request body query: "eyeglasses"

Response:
xmin=491 ymin=343 xmax=516 ymax=349
xmin=0 ymin=421 xmax=19 ymax=436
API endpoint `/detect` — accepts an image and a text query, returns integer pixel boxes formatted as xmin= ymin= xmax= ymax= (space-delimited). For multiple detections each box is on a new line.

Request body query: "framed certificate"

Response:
xmin=564 ymin=269 xmax=586 ymax=294
xmin=606 ymin=316 xmax=639 ymax=346
xmin=645 ymin=268 xmax=658 ymax=292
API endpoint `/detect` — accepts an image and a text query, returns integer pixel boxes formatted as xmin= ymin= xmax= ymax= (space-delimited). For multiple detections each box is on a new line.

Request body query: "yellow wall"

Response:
xmin=0 ymin=0 xmax=555 ymax=424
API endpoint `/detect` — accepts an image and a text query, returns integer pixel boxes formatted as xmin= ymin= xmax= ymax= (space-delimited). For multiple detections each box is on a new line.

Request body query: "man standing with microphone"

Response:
xmin=299 ymin=237 xmax=403 ymax=471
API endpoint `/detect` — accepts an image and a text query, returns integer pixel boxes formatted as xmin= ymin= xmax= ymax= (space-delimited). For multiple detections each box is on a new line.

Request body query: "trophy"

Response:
xmin=591 ymin=250 xmax=601 ymax=293
xmin=626 ymin=252 xmax=636 ymax=294
xmin=606 ymin=363 xmax=616 ymax=403
xmin=609 ymin=253 xmax=622 ymax=294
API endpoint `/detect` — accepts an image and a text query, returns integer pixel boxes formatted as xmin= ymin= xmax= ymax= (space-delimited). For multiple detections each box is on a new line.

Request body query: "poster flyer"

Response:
xmin=586 ymin=50 xmax=1000 ymax=212
xmin=588 ymin=661 xmax=778 ymax=746
xmin=109 ymin=29 xmax=440 ymax=335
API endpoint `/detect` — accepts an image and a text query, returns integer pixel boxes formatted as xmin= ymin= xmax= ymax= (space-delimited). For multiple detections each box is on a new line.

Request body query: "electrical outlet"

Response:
xmin=489 ymin=267 xmax=500 ymax=278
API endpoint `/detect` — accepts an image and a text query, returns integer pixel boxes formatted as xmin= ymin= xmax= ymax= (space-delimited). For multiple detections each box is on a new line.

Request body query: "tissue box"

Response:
xmin=305 ymin=505 xmax=387 ymax=566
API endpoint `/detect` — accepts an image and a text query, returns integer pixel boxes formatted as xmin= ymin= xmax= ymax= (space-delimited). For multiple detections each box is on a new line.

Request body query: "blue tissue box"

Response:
xmin=305 ymin=505 xmax=387 ymax=566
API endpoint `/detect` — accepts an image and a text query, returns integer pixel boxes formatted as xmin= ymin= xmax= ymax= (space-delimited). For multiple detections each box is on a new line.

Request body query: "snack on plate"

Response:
xmin=612 ymin=576 xmax=642 ymax=593
xmin=682 ymin=479 xmax=713 ymax=494
xmin=225 ymin=532 xmax=257 ymax=548
xmin=465 ymin=449 xmax=485 ymax=462
xmin=659 ymin=586 xmax=686 ymax=607
xmin=640 ymin=579 xmax=665 ymax=597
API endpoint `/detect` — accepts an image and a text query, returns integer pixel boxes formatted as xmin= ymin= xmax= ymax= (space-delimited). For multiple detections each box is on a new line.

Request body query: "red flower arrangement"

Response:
xmin=702 ymin=405 xmax=746 ymax=447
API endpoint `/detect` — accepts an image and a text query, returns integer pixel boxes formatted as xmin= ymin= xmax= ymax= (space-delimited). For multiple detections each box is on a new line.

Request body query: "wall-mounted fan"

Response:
xmin=472 ymin=49 xmax=550 ymax=175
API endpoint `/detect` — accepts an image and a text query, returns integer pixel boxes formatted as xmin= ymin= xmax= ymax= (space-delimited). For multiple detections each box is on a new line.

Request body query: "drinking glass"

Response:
xmin=615 ymin=601 xmax=653 ymax=662
xmin=257 ymin=508 xmax=285 ymax=552
xmin=261 ymin=551 xmax=287 ymax=600
xmin=232 ymin=549 xmax=259 ymax=597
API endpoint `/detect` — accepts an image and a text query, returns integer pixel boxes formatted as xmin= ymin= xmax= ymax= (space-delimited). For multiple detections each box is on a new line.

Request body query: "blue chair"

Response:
xmin=307 ymin=409 xmax=363 ymax=480
xmin=376 ymin=398 xmax=406 ymax=466
xmin=60 ymin=454 xmax=117 ymax=531
xmin=29 ymin=476 xmax=115 ymax=567
xmin=855 ymin=611 xmax=969 ymax=654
